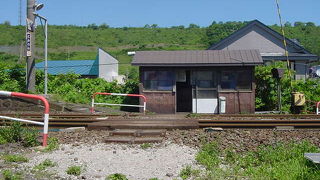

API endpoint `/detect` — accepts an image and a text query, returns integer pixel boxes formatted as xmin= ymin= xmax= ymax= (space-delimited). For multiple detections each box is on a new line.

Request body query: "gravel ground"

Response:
xmin=21 ymin=142 xmax=199 ymax=180
xmin=2 ymin=128 xmax=320 ymax=180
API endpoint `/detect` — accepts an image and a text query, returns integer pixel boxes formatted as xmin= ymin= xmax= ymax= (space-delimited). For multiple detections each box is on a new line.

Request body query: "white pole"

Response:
xmin=44 ymin=18 xmax=48 ymax=96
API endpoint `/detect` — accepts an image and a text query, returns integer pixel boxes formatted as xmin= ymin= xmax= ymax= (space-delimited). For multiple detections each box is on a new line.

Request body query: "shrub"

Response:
xmin=22 ymin=128 xmax=40 ymax=147
xmin=106 ymin=173 xmax=128 ymax=180
xmin=66 ymin=166 xmax=82 ymax=176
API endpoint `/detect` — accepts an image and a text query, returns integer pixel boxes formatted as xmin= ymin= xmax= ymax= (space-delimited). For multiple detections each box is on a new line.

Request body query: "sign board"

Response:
xmin=26 ymin=18 xmax=34 ymax=32
xmin=26 ymin=32 xmax=31 ymax=57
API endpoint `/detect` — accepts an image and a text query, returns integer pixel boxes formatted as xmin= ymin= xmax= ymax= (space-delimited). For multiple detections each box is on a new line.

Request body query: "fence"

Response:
xmin=0 ymin=91 xmax=50 ymax=146
xmin=91 ymin=93 xmax=147 ymax=114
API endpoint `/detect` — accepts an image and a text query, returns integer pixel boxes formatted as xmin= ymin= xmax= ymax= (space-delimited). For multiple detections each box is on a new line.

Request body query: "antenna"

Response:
xmin=19 ymin=0 xmax=22 ymax=25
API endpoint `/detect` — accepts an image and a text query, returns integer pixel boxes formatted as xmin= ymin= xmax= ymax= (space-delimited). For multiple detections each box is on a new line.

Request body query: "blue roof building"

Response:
xmin=35 ymin=48 xmax=124 ymax=83
xmin=35 ymin=59 xmax=98 ymax=76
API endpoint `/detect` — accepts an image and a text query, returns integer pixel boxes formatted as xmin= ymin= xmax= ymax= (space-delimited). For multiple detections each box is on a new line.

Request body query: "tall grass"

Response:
xmin=196 ymin=141 xmax=320 ymax=179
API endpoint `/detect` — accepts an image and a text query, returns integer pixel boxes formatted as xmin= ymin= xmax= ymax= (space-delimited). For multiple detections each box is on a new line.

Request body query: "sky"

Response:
xmin=0 ymin=0 xmax=319 ymax=27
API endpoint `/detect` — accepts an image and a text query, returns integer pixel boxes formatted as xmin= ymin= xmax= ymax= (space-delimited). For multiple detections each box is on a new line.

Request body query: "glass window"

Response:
xmin=193 ymin=71 xmax=216 ymax=88
xmin=220 ymin=70 xmax=252 ymax=90
xmin=237 ymin=71 xmax=252 ymax=90
xmin=221 ymin=71 xmax=237 ymax=89
xmin=143 ymin=71 xmax=173 ymax=91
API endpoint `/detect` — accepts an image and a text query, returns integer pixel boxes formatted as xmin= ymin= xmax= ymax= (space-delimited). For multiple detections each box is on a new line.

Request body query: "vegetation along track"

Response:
xmin=1 ymin=113 xmax=320 ymax=129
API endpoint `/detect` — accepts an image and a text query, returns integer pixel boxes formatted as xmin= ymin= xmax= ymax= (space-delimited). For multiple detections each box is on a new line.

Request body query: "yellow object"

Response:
xmin=292 ymin=92 xmax=305 ymax=106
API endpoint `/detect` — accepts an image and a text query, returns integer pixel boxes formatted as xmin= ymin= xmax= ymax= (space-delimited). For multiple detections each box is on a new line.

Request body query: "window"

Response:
xmin=221 ymin=70 xmax=252 ymax=90
xmin=144 ymin=71 xmax=174 ymax=91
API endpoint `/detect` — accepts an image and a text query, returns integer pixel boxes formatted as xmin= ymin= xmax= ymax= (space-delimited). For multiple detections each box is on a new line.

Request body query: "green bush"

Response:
xmin=66 ymin=166 xmax=82 ymax=176
xmin=22 ymin=128 xmax=40 ymax=147
xmin=106 ymin=173 xmax=128 ymax=180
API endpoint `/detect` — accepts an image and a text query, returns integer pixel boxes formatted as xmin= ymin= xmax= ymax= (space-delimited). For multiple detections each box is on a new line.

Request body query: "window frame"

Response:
xmin=143 ymin=70 xmax=174 ymax=91
xmin=220 ymin=70 xmax=252 ymax=91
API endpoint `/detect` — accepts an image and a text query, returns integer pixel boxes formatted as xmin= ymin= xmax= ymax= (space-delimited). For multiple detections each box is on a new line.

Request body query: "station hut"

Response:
xmin=132 ymin=49 xmax=263 ymax=114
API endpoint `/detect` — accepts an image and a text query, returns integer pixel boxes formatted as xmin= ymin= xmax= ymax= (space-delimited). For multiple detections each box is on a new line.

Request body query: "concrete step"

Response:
xmin=109 ymin=129 xmax=166 ymax=137
xmin=105 ymin=136 xmax=163 ymax=144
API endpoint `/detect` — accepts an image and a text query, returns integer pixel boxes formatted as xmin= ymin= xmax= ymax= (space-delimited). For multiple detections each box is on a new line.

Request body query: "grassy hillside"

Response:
xmin=0 ymin=21 xmax=319 ymax=74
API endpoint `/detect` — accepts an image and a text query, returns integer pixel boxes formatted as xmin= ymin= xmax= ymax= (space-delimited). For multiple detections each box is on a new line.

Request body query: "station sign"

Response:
xmin=26 ymin=32 xmax=31 ymax=57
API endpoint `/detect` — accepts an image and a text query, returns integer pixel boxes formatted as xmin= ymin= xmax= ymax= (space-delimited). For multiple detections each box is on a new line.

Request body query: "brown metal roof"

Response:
xmin=132 ymin=49 xmax=263 ymax=66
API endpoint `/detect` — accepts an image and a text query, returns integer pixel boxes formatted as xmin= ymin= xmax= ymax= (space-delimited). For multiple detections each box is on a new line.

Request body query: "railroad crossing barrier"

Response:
xmin=0 ymin=91 xmax=49 ymax=146
xmin=317 ymin=102 xmax=320 ymax=115
xmin=91 ymin=93 xmax=147 ymax=114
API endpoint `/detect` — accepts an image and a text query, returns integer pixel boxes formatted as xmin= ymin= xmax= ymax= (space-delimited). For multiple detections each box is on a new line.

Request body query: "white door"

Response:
xmin=192 ymin=71 xmax=218 ymax=113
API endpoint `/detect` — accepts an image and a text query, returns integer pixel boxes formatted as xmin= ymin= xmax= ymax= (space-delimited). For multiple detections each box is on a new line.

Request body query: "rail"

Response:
xmin=317 ymin=102 xmax=320 ymax=115
xmin=91 ymin=93 xmax=147 ymax=114
xmin=0 ymin=91 xmax=50 ymax=146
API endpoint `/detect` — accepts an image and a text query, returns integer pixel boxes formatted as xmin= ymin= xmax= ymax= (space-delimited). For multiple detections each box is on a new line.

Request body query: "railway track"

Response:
xmin=0 ymin=113 xmax=320 ymax=129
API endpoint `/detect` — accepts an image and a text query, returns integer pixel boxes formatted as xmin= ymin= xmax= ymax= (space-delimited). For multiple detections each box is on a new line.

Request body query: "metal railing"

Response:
xmin=91 ymin=93 xmax=146 ymax=114
xmin=0 ymin=91 xmax=50 ymax=146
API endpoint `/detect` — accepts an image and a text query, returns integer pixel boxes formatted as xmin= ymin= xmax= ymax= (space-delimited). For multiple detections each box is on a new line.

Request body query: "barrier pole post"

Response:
xmin=0 ymin=91 xmax=50 ymax=147
xmin=91 ymin=96 xmax=95 ymax=113
xmin=317 ymin=102 xmax=320 ymax=115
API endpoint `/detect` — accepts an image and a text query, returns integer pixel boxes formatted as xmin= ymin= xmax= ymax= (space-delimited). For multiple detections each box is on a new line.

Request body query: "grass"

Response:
xmin=66 ymin=165 xmax=82 ymax=176
xmin=2 ymin=154 xmax=29 ymax=163
xmin=0 ymin=122 xmax=40 ymax=147
xmin=196 ymin=141 xmax=320 ymax=179
xmin=106 ymin=173 xmax=128 ymax=180
xmin=34 ymin=159 xmax=56 ymax=171
xmin=42 ymin=137 xmax=59 ymax=152
xmin=1 ymin=169 xmax=22 ymax=180
xmin=140 ymin=143 xmax=152 ymax=149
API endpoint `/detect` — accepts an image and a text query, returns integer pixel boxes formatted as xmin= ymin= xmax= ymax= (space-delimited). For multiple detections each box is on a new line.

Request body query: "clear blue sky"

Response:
xmin=0 ymin=0 xmax=319 ymax=27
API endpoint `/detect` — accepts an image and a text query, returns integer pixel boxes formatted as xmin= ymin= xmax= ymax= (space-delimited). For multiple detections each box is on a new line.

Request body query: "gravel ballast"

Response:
xmin=24 ymin=143 xmax=199 ymax=180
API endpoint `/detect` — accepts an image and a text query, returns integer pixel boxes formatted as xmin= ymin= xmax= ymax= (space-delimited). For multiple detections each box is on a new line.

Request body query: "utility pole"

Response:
xmin=26 ymin=0 xmax=36 ymax=92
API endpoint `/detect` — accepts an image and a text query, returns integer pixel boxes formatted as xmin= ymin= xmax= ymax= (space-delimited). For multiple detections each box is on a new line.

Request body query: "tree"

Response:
xmin=151 ymin=24 xmax=158 ymax=28
xmin=87 ymin=23 xmax=98 ymax=30
xmin=284 ymin=22 xmax=292 ymax=27
xmin=306 ymin=22 xmax=316 ymax=27
xmin=99 ymin=23 xmax=109 ymax=29
xmin=3 ymin=21 xmax=10 ymax=26
xmin=294 ymin=22 xmax=305 ymax=27
xmin=188 ymin=23 xmax=200 ymax=29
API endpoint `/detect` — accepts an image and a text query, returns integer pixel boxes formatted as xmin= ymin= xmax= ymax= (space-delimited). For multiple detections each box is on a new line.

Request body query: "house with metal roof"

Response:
xmin=132 ymin=49 xmax=263 ymax=114
xmin=36 ymin=48 xmax=124 ymax=83
xmin=208 ymin=20 xmax=319 ymax=80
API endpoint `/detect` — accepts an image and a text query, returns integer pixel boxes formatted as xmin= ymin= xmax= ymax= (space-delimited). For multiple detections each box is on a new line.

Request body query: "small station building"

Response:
xmin=132 ymin=49 xmax=263 ymax=114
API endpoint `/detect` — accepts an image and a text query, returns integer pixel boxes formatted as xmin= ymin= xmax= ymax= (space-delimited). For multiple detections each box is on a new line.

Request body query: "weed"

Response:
xmin=180 ymin=165 xmax=192 ymax=180
xmin=66 ymin=166 xmax=81 ymax=176
xmin=3 ymin=154 xmax=29 ymax=163
xmin=140 ymin=143 xmax=152 ymax=149
xmin=0 ymin=135 xmax=7 ymax=145
xmin=43 ymin=137 xmax=59 ymax=152
xmin=106 ymin=173 xmax=128 ymax=180
xmin=2 ymin=169 xmax=22 ymax=180
xmin=185 ymin=113 xmax=201 ymax=118
xmin=196 ymin=141 xmax=320 ymax=179
xmin=34 ymin=159 xmax=56 ymax=171
xmin=22 ymin=128 xmax=40 ymax=147
xmin=149 ymin=178 xmax=159 ymax=180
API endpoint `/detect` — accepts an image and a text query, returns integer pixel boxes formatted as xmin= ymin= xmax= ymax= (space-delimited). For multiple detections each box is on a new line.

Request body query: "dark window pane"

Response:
xmin=237 ymin=71 xmax=251 ymax=90
xmin=221 ymin=71 xmax=237 ymax=89
xmin=143 ymin=71 xmax=173 ymax=91
xmin=144 ymin=71 xmax=157 ymax=80
xmin=195 ymin=90 xmax=217 ymax=99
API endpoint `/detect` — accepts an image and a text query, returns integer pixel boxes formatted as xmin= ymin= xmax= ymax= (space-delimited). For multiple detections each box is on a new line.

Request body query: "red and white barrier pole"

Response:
xmin=91 ymin=92 xmax=147 ymax=114
xmin=0 ymin=91 xmax=50 ymax=146
xmin=317 ymin=102 xmax=320 ymax=115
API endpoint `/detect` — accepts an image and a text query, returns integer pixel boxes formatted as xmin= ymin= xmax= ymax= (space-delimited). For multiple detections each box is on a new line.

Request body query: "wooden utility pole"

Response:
xmin=26 ymin=0 xmax=36 ymax=92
